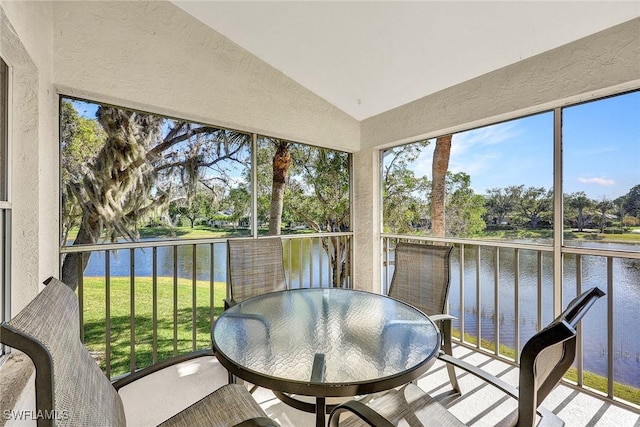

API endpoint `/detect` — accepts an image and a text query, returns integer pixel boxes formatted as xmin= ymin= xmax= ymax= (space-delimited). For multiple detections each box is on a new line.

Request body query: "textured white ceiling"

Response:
xmin=173 ymin=1 xmax=640 ymax=121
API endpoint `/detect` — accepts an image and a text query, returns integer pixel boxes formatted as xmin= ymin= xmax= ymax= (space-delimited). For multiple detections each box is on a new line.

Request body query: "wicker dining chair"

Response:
xmin=225 ymin=237 xmax=288 ymax=309
xmin=0 ymin=277 xmax=280 ymax=427
xmin=328 ymin=286 xmax=605 ymax=427
xmin=387 ymin=242 xmax=460 ymax=393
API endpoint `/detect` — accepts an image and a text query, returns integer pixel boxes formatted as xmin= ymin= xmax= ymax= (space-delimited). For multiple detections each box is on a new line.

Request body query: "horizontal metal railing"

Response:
xmin=60 ymin=233 xmax=352 ymax=379
xmin=382 ymin=234 xmax=640 ymax=411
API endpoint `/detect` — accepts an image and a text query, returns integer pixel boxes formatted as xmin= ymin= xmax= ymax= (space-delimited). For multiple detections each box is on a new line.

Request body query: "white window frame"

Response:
xmin=0 ymin=54 xmax=12 ymax=357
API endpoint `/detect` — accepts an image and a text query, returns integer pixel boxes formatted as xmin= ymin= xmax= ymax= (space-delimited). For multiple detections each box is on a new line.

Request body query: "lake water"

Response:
xmin=81 ymin=239 xmax=334 ymax=287
xmin=82 ymin=239 xmax=640 ymax=388
xmin=446 ymin=241 xmax=640 ymax=389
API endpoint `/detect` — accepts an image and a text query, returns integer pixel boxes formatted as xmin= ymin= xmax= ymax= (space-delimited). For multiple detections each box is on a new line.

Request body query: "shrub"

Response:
xmin=603 ymin=227 xmax=624 ymax=234
xmin=622 ymin=215 xmax=639 ymax=227
xmin=485 ymin=224 xmax=516 ymax=231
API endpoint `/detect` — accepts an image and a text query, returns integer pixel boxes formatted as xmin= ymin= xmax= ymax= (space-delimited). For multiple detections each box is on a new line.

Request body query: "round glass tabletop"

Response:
xmin=213 ymin=288 xmax=440 ymax=397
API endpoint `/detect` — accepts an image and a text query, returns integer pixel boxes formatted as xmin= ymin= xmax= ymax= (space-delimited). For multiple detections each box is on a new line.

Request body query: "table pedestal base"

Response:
xmin=272 ymin=391 xmax=336 ymax=427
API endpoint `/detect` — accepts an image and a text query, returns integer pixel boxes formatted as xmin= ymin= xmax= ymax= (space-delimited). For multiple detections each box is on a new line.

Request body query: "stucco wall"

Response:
xmin=351 ymin=148 xmax=381 ymax=293
xmin=52 ymin=1 xmax=359 ymax=151
xmin=1 ymin=1 xmax=58 ymax=312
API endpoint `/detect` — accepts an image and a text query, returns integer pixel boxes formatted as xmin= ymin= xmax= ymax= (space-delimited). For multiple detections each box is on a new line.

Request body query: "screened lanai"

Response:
xmin=0 ymin=1 xmax=639 ymax=425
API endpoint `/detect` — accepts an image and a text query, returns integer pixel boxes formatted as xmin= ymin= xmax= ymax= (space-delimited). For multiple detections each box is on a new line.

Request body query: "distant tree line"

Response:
xmin=383 ymin=143 xmax=640 ymax=236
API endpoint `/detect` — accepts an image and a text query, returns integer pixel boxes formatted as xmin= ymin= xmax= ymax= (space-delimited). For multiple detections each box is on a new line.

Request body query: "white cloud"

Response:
xmin=408 ymin=123 xmax=517 ymax=178
xmin=412 ymin=146 xmax=435 ymax=177
xmin=577 ymin=177 xmax=616 ymax=186
xmin=452 ymin=121 xmax=520 ymax=155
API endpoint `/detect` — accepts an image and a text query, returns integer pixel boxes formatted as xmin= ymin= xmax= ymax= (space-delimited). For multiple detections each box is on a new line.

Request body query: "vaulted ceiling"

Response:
xmin=173 ymin=1 xmax=639 ymax=121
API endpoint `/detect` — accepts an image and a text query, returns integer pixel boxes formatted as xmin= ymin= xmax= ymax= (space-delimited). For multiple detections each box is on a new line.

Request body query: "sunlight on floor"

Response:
xmin=119 ymin=346 xmax=640 ymax=427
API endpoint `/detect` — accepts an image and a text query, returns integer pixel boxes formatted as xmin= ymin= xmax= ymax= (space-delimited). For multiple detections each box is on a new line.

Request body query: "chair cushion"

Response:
xmin=339 ymin=384 xmax=465 ymax=427
xmin=158 ymin=384 xmax=272 ymax=427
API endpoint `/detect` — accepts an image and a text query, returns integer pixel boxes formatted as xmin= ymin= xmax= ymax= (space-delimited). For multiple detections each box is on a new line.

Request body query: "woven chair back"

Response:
xmin=228 ymin=237 xmax=288 ymax=303
xmin=387 ymin=243 xmax=453 ymax=316
xmin=0 ymin=278 xmax=126 ymax=427
xmin=517 ymin=287 xmax=605 ymax=426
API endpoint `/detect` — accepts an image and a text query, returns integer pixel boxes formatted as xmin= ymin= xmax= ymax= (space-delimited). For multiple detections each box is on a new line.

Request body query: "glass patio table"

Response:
xmin=212 ymin=288 xmax=441 ymax=427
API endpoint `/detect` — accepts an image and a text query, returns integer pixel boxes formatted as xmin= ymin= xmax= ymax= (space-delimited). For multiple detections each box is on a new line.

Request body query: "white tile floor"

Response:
xmin=119 ymin=345 xmax=640 ymax=427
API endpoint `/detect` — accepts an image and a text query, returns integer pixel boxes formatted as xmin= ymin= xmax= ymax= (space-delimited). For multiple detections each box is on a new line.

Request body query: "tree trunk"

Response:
xmin=431 ymin=135 xmax=452 ymax=238
xmin=322 ymin=235 xmax=350 ymax=288
xmin=269 ymin=141 xmax=291 ymax=235
xmin=331 ymin=236 xmax=342 ymax=287
xmin=497 ymin=209 xmax=508 ymax=225
xmin=531 ymin=216 xmax=539 ymax=229
xmin=577 ymin=208 xmax=585 ymax=231
xmin=61 ymin=213 xmax=101 ymax=288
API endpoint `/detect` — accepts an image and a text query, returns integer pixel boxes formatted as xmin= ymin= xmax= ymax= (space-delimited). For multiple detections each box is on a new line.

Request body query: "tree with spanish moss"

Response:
xmin=60 ymin=101 xmax=249 ymax=287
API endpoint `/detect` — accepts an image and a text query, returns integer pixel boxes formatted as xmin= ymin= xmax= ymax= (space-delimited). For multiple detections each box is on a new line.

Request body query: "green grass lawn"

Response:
xmin=137 ymin=225 xmax=251 ymax=239
xmin=480 ymin=228 xmax=640 ymax=243
xmin=69 ymin=225 xmax=251 ymax=240
xmin=82 ymin=276 xmax=225 ymax=377
xmin=569 ymin=230 xmax=640 ymax=243
xmin=66 ymin=224 xmax=317 ymax=242
xmin=392 ymin=227 xmax=640 ymax=244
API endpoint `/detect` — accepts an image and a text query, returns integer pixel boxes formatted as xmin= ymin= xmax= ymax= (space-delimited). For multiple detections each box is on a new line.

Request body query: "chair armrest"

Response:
xmin=439 ymin=354 xmax=563 ymax=424
xmin=378 ymin=314 xmax=456 ymax=334
xmin=429 ymin=314 xmax=456 ymax=323
xmin=112 ymin=349 xmax=214 ymax=390
xmin=222 ymin=312 xmax=271 ymax=333
xmin=328 ymin=400 xmax=395 ymax=427
xmin=433 ymin=315 xmax=461 ymax=393
xmin=437 ymin=353 xmax=519 ymax=399
xmin=233 ymin=416 xmax=281 ymax=427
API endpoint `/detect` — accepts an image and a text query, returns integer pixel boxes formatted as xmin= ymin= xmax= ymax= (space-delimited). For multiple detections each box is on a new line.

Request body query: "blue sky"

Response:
xmin=71 ymin=99 xmax=98 ymax=118
xmin=563 ymin=91 xmax=640 ymax=199
xmin=412 ymin=90 xmax=639 ymax=200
